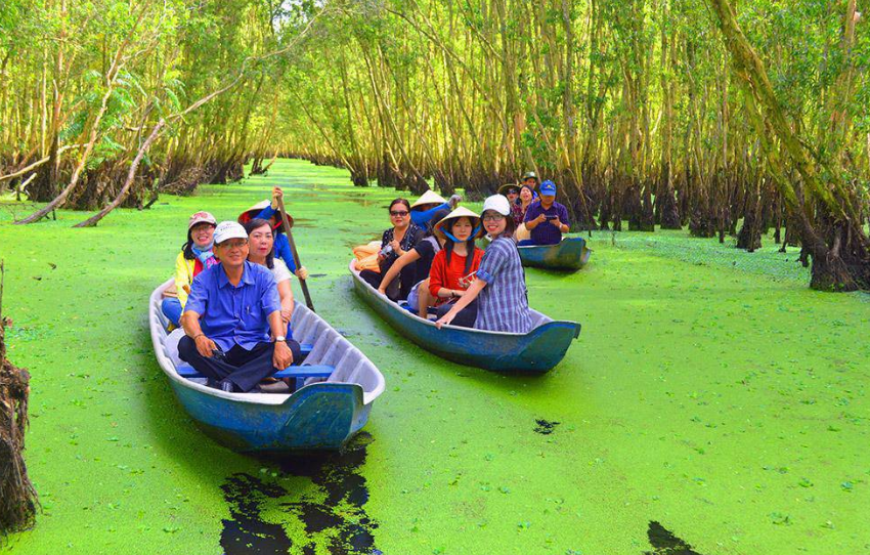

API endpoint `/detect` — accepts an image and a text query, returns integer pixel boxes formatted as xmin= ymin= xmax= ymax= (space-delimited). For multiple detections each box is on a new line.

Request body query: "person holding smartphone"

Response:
xmin=522 ymin=180 xmax=570 ymax=245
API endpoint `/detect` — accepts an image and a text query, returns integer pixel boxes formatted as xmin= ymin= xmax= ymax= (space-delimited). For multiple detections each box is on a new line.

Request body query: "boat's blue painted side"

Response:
xmin=150 ymin=280 xmax=385 ymax=453
xmin=518 ymin=237 xmax=591 ymax=271
xmin=350 ymin=262 xmax=580 ymax=374
xmin=168 ymin=380 xmax=367 ymax=453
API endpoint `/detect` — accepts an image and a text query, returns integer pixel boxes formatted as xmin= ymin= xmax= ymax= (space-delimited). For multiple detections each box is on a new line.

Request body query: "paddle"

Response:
xmin=276 ymin=196 xmax=315 ymax=312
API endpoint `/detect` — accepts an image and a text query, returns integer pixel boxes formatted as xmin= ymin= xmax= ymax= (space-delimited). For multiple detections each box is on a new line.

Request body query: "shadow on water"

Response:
xmin=220 ymin=433 xmax=381 ymax=555
xmin=643 ymin=521 xmax=704 ymax=555
xmin=221 ymin=475 xmax=293 ymax=554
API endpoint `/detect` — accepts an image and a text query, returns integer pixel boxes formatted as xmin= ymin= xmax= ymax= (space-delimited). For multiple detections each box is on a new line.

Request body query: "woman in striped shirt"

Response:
xmin=435 ymin=195 xmax=532 ymax=333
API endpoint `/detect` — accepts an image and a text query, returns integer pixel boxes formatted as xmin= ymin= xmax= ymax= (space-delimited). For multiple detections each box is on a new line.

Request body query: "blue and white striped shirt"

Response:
xmin=474 ymin=237 xmax=532 ymax=333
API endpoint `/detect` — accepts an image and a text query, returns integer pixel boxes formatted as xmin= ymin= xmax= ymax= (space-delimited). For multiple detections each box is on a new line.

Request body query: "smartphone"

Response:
xmin=545 ymin=215 xmax=558 ymax=220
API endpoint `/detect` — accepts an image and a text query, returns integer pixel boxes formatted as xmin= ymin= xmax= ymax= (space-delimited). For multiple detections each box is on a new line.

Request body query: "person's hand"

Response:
xmin=273 ymin=341 xmax=294 ymax=369
xmin=389 ymin=239 xmax=402 ymax=253
xmin=453 ymin=289 xmax=466 ymax=297
xmin=280 ymin=307 xmax=292 ymax=323
xmin=535 ymin=213 xmax=547 ymax=224
xmin=550 ymin=217 xmax=562 ymax=228
xmin=194 ymin=335 xmax=217 ymax=358
xmin=435 ymin=312 xmax=456 ymax=329
xmin=271 ymin=187 xmax=283 ymax=209
xmin=295 ymin=266 xmax=309 ymax=280
xmin=377 ymin=286 xmax=387 ymax=296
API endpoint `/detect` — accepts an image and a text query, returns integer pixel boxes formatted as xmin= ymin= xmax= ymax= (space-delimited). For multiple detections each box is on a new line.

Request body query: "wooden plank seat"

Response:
xmin=174 ymin=363 xmax=332 ymax=380
xmin=172 ymin=343 xmax=321 ymax=391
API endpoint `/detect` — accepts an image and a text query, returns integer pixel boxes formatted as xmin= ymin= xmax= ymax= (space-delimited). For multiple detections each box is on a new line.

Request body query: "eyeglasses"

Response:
xmin=390 ymin=211 xmax=409 ymax=217
xmin=483 ymin=214 xmax=506 ymax=222
xmin=507 ymin=189 xmax=519 ymax=195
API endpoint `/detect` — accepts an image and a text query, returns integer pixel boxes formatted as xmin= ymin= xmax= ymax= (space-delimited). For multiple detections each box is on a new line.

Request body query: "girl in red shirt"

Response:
xmin=428 ymin=207 xmax=484 ymax=325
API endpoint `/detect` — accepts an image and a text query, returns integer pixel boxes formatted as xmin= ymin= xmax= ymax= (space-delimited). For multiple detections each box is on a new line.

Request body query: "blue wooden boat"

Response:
xmin=149 ymin=280 xmax=385 ymax=453
xmin=518 ymin=237 xmax=591 ymax=271
xmin=350 ymin=261 xmax=581 ymax=373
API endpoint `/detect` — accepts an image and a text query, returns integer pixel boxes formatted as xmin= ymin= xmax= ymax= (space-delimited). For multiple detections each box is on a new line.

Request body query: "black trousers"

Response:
xmin=435 ymin=299 xmax=479 ymax=328
xmin=359 ymin=269 xmax=383 ymax=289
xmin=178 ymin=336 xmax=302 ymax=392
xmin=360 ymin=263 xmax=417 ymax=302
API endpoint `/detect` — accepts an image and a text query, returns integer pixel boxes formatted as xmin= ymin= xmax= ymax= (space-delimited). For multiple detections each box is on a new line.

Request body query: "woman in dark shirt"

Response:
xmin=378 ymin=209 xmax=449 ymax=314
xmin=359 ymin=198 xmax=425 ymax=301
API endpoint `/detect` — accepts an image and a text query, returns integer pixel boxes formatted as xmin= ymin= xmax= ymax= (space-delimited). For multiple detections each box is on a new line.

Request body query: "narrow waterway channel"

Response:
xmin=1 ymin=159 xmax=868 ymax=554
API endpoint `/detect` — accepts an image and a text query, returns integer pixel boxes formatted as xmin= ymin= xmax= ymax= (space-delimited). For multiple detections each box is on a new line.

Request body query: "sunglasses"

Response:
xmin=390 ymin=210 xmax=409 ymax=217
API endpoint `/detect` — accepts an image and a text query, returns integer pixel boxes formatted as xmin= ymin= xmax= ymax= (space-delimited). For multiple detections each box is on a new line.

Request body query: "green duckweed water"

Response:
xmin=1 ymin=159 xmax=868 ymax=554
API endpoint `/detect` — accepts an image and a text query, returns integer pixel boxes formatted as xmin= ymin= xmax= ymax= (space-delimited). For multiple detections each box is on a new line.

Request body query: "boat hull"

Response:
xmin=350 ymin=262 xmax=580 ymax=374
xmin=518 ymin=237 xmax=591 ymax=271
xmin=150 ymin=280 xmax=384 ymax=453
xmin=168 ymin=379 xmax=369 ymax=453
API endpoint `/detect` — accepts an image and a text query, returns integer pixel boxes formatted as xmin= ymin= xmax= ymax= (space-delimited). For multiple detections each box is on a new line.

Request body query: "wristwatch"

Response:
xmin=274 ymin=335 xmax=286 ymax=343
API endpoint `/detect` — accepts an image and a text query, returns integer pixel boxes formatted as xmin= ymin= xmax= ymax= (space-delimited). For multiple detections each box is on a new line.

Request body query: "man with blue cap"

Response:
xmin=522 ymin=180 xmax=570 ymax=245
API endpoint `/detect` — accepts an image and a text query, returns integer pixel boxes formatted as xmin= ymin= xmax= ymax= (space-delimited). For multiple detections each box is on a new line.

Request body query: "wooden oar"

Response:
xmin=276 ymin=196 xmax=315 ymax=312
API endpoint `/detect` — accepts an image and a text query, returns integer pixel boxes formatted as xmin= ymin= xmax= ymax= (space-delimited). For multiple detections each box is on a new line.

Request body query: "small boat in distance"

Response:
xmin=149 ymin=279 xmax=385 ymax=453
xmin=350 ymin=261 xmax=581 ymax=374
xmin=518 ymin=237 xmax=591 ymax=271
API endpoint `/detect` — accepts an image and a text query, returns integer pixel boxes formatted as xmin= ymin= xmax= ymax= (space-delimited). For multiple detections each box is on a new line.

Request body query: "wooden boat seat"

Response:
xmin=173 ymin=343 xmax=325 ymax=389
xmin=175 ymin=363 xmax=333 ymax=379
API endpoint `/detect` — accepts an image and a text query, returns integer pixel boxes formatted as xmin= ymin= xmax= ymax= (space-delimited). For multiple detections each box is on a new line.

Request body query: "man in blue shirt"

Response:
xmin=179 ymin=221 xmax=299 ymax=393
xmin=523 ymin=180 xmax=570 ymax=245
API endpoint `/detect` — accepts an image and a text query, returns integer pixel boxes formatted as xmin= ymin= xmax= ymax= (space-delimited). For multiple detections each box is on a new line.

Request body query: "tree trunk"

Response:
xmin=74 ymin=120 xmax=165 ymax=228
xmin=708 ymin=0 xmax=870 ymax=290
xmin=0 ymin=261 xmax=39 ymax=536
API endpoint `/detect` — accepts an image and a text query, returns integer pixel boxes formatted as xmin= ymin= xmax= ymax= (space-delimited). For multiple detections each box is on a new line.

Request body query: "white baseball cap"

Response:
xmin=482 ymin=194 xmax=511 ymax=216
xmin=213 ymin=221 xmax=248 ymax=245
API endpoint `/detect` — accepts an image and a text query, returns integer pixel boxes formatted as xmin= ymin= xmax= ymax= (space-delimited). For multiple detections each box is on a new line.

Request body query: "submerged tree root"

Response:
xmin=0 ymin=263 xmax=38 ymax=538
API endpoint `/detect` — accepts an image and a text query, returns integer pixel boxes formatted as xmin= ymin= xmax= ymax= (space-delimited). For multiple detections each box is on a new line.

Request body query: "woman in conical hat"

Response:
xmin=410 ymin=189 xmax=462 ymax=227
xmin=237 ymin=187 xmax=307 ymax=278
xmin=411 ymin=190 xmax=447 ymax=210
xmin=428 ymin=207 xmax=485 ymax=326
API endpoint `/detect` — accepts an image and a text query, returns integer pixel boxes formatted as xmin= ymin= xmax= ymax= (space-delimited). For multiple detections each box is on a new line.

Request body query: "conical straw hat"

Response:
xmin=411 ymin=190 xmax=447 ymax=209
xmin=433 ymin=206 xmax=483 ymax=241
xmin=238 ymin=200 xmax=293 ymax=230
